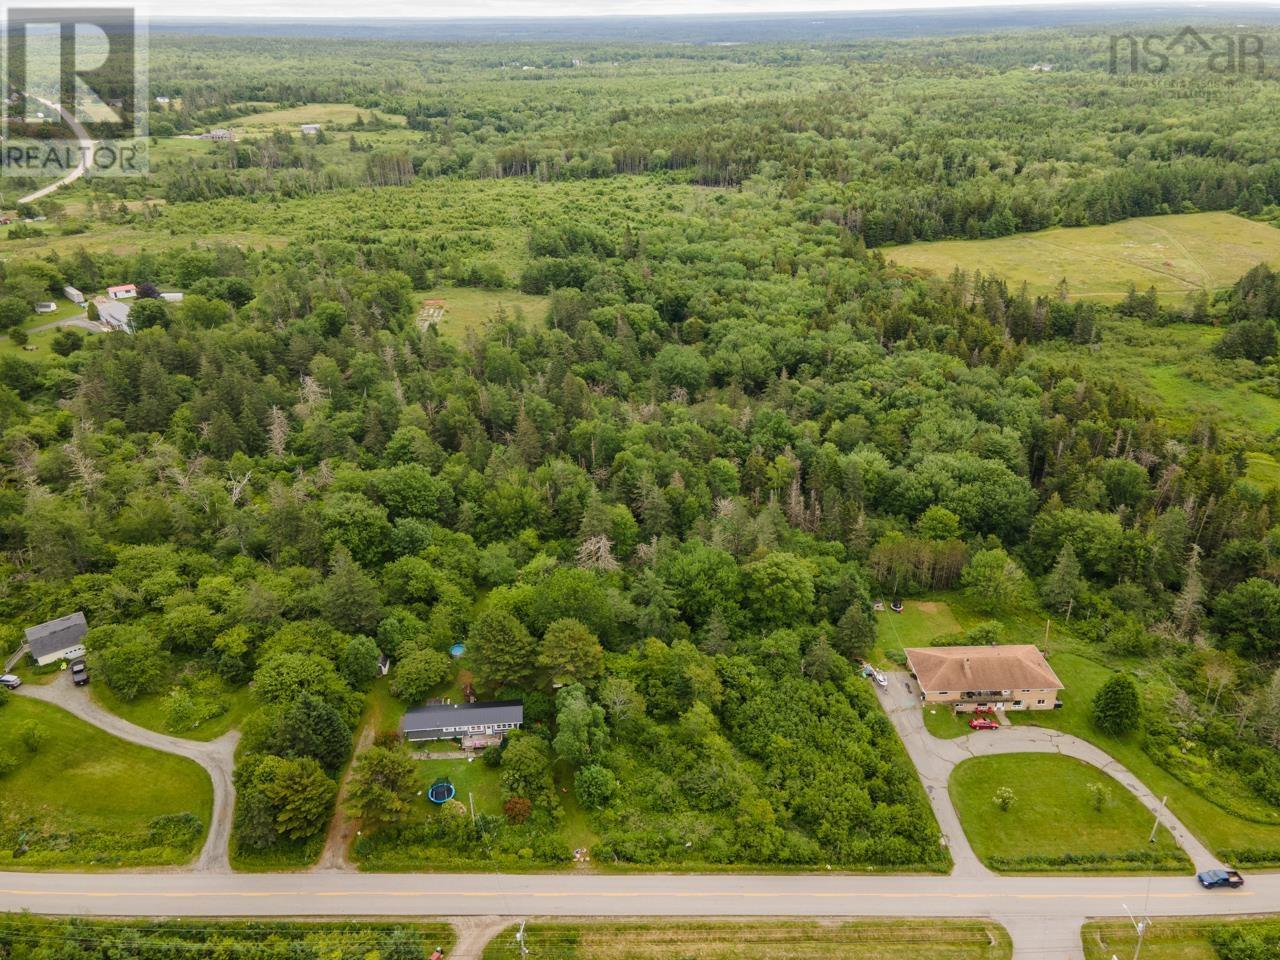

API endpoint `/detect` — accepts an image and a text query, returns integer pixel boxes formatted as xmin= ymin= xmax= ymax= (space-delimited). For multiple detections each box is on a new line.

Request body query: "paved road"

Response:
xmin=6 ymin=672 xmax=1274 ymax=960
xmin=14 ymin=674 xmax=238 ymax=872
xmin=875 ymin=673 xmax=1219 ymax=875
xmin=17 ymin=97 xmax=95 ymax=206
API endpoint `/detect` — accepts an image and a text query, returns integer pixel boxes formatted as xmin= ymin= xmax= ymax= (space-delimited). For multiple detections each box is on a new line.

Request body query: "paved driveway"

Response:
xmin=874 ymin=672 xmax=1218 ymax=874
xmin=15 ymin=673 xmax=237 ymax=872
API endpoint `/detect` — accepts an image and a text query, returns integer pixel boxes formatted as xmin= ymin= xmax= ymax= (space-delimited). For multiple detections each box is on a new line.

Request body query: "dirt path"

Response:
xmin=314 ymin=687 xmax=389 ymax=870
xmin=449 ymin=917 xmax=510 ymax=960
xmin=15 ymin=672 xmax=238 ymax=873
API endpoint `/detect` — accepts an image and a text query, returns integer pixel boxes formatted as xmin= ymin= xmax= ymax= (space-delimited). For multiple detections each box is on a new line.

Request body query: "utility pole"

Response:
xmin=469 ymin=791 xmax=476 ymax=824
xmin=1148 ymin=796 xmax=1168 ymax=844
xmin=1122 ymin=904 xmax=1150 ymax=960
xmin=515 ymin=920 xmax=529 ymax=958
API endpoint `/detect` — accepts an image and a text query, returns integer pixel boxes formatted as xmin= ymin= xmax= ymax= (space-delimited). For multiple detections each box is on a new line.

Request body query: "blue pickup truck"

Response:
xmin=1197 ymin=869 xmax=1244 ymax=889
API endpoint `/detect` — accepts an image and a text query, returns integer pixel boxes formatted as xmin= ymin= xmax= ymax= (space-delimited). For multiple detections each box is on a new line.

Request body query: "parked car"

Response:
xmin=968 ymin=717 xmax=999 ymax=730
xmin=70 ymin=659 xmax=89 ymax=686
xmin=0 ymin=674 xmax=21 ymax=690
xmin=872 ymin=668 xmax=888 ymax=688
xmin=1197 ymin=869 xmax=1244 ymax=889
xmin=973 ymin=706 xmax=995 ymax=715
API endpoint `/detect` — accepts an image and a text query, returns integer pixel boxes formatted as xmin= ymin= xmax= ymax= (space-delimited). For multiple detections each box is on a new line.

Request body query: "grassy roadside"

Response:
xmin=1082 ymin=916 xmax=1279 ymax=960
xmin=481 ymin=919 xmax=1013 ymax=959
xmin=949 ymin=754 xmax=1188 ymax=874
xmin=0 ymin=915 xmax=455 ymax=957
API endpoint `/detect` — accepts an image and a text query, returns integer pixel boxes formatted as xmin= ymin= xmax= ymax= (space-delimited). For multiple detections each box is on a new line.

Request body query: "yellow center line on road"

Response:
xmin=0 ymin=888 xmax=1255 ymax=901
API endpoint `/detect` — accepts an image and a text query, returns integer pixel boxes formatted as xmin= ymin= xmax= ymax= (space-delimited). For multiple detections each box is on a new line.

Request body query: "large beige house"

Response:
xmin=905 ymin=644 xmax=1063 ymax=712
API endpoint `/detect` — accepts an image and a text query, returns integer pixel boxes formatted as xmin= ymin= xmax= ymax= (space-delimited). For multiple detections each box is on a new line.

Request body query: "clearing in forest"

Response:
xmin=887 ymin=212 xmax=1280 ymax=301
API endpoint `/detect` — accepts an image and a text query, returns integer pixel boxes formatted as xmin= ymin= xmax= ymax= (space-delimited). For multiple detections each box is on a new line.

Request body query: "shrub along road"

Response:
xmin=13 ymin=673 xmax=237 ymax=872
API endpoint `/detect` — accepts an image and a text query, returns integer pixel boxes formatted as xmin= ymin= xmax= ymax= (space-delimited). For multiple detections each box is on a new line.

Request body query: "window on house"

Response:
xmin=1036 ymin=699 xmax=1046 ymax=705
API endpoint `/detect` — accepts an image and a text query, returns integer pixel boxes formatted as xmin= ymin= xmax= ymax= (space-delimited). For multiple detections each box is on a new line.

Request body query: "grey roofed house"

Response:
xmin=400 ymin=700 xmax=523 ymax=743
xmin=25 ymin=611 xmax=88 ymax=666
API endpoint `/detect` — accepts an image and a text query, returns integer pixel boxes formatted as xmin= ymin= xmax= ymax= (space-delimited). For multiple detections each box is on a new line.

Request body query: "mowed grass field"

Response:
xmin=0 ymin=697 xmax=212 ymax=867
xmin=417 ymin=288 xmax=552 ymax=339
xmin=949 ymin=754 xmax=1186 ymax=872
xmin=481 ymin=919 xmax=1012 ymax=960
xmin=887 ymin=212 xmax=1280 ymax=301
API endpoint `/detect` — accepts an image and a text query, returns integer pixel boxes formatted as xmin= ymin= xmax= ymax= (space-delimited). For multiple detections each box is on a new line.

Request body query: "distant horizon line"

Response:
xmin=142 ymin=1 xmax=1280 ymax=23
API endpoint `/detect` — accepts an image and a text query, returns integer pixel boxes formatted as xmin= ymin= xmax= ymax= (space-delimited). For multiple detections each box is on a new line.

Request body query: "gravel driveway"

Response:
xmin=15 ymin=673 xmax=238 ymax=872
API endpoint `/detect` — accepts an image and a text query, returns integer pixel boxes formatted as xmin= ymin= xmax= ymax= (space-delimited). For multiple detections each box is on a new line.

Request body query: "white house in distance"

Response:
xmin=300 ymin=123 xmax=321 ymax=136
xmin=34 ymin=301 xmax=56 ymax=314
xmin=107 ymin=283 xmax=137 ymax=300
xmin=25 ymin=612 xmax=88 ymax=666
xmin=64 ymin=285 xmax=85 ymax=305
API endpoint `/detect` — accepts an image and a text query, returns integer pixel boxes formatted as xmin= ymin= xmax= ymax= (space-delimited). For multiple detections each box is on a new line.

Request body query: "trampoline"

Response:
xmin=450 ymin=642 xmax=466 ymax=659
xmin=428 ymin=778 xmax=456 ymax=804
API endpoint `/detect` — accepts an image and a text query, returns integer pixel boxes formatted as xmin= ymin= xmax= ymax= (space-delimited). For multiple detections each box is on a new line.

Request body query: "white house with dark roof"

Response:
xmin=25 ymin=612 xmax=88 ymax=666
xmin=400 ymin=700 xmax=523 ymax=744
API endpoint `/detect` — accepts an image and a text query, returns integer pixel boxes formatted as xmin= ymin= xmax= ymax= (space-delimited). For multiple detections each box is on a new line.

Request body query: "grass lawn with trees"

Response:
xmin=1011 ymin=653 xmax=1280 ymax=865
xmin=0 ymin=697 xmax=213 ymax=868
xmin=481 ymin=919 xmax=1012 ymax=960
xmin=949 ymin=754 xmax=1189 ymax=873
xmin=91 ymin=675 xmax=254 ymax=741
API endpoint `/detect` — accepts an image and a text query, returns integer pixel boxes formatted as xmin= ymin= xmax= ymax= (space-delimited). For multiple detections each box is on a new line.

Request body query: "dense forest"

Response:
xmin=3 ymin=23 xmax=1280 ymax=873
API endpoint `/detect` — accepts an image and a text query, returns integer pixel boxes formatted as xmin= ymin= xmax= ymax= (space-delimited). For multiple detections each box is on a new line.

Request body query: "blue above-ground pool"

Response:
xmin=450 ymin=642 xmax=465 ymax=659
xmin=428 ymin=778 xmax=456 ymax=804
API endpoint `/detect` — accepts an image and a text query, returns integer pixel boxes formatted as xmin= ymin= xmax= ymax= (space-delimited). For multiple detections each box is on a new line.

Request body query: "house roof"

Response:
xmin=107 ymin=283 xmax=136 ymax=292
xmin=905 ymin=644 xmax=1063 ymax=693
xmin=401 ymin=700 xmax=523 ymax=733
xmin=25 ymin=612 xmax=88 ymax=659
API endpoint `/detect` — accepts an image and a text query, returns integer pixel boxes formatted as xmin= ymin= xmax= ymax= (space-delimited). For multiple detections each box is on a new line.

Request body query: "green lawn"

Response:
xmin=0 ymin=697 xmax=213 ymax=868
xmin=888 ymin=211 xmax=1280 ymax=302
xmin=949 ymin=754 xmax=1188 ymax=873
xmin=922 ymin=704 xmax=974 ymax=739
xmin=1011 ymin=653 xmax=1280 ymax=861
xmin=1082 ymin=917 xmax=1279 ymax=960
xmin=416 ymin=757 xmax=504 ymax=816
xmin=482 ymin=919 xmax=1012 ymax=960
xmin=872 ymin=598 xmax=964 ymax=664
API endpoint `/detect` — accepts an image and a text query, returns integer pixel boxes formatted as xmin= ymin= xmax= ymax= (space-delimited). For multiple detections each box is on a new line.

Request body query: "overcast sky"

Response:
xmin=147 ymin=0 xmax=1205 ymax=21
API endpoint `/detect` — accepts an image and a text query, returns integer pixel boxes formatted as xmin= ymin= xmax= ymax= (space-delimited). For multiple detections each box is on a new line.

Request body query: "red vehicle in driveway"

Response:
xmin=968 ymin=717 xmax=999 ymax=730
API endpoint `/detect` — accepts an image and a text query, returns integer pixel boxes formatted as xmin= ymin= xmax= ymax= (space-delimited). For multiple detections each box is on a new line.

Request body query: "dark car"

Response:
xmin=70 ymin=659 xmax=89 ymax=686
xmin=1197 ymin=869 xmax=1244 ymax=889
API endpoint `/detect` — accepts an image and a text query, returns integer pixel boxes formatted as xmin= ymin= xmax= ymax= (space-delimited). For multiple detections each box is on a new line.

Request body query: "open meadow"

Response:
xmin=887 ymin=213 xmax=1280 ymax=301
